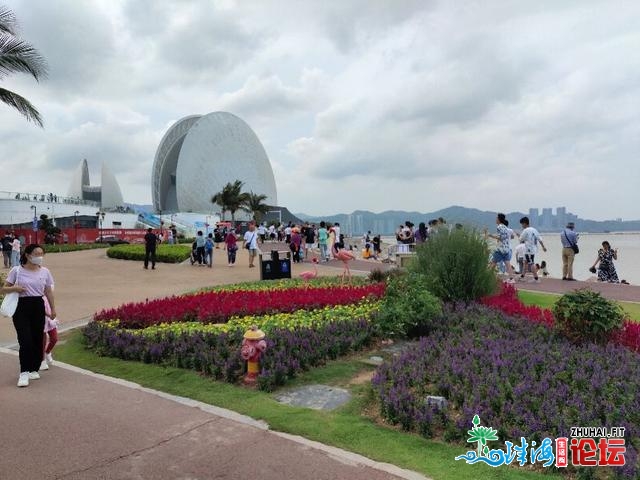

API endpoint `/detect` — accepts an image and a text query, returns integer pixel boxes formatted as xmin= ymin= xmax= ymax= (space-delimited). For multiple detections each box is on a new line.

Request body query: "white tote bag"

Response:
xmin=0 ymin=292 xmax=19 ymax=317
xmin=1 ymin=267 xmax=20 ymax=317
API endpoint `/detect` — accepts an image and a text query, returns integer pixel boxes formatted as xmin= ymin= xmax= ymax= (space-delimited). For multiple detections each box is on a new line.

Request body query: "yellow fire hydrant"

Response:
xmin=241 ymin=326 xmax=267 ymax=385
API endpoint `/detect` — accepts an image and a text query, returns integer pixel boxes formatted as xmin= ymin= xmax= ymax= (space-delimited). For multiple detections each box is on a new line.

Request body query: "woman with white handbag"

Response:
xmin=3 ymin=244 xmax=56 ymax=388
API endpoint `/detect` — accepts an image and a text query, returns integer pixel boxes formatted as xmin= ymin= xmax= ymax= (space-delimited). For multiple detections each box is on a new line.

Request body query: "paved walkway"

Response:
xmin=0 ymin=247 xmax=421 ymax=480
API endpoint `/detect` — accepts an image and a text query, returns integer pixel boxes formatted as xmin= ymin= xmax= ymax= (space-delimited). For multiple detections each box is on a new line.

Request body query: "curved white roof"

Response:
xmin=152 ymin=112 xmax=277 ymax=213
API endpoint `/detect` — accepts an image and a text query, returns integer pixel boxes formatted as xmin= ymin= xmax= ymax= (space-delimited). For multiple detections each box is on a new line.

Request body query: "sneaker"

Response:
xmin=17 ymin=372 xmax=29 ymax=387
xmin=40 ymin=360 xmax=49 ymax=371
xmin=28 ymin=371 xmax=41 ymax=380
xmin=46 ymin=353 xmax=53 ymax=364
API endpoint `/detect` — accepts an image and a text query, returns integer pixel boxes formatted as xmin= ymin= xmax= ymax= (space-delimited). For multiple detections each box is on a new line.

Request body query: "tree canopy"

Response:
xmin=0 ymin=6 xmax=48 ymax=127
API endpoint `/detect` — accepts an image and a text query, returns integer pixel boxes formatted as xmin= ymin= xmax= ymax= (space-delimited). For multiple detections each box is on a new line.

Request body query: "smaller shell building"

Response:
xmin=152 ymin=112 xmax=278 ymax=214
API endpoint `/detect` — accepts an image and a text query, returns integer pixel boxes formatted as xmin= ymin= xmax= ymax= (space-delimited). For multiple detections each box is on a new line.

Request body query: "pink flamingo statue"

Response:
xmin=299 ymin=257 xmax=319 ymax=285
xmin=334 ymin=249 xmax=355 ymax=283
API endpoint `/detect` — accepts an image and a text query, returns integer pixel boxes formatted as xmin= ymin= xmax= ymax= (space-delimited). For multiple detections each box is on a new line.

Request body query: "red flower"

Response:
xmin=95 ymin=283 xmax=386 ymax=329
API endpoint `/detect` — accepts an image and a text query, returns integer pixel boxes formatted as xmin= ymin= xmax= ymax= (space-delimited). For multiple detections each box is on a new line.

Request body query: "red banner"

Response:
xmin=4 ymin=227 xmax=150 ymax=245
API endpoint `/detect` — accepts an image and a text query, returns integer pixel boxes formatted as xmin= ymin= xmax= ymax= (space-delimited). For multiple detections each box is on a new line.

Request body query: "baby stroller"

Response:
xmin=190 ymin=241 xmax=198 ymax=265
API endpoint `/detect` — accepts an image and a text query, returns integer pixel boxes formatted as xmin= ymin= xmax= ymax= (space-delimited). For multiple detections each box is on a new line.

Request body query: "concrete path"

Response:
xmin=0 ymin=247 xmax=421 ymax=480
xmin=0 ymin=349 xmax=422 ymax=480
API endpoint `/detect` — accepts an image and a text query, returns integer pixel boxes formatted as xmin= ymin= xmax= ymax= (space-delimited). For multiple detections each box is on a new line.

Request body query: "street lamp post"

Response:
xmin=30 ymin=205 xmax=38 ymax=243
xmin=74 ymin=210 xmax=79 ymax=244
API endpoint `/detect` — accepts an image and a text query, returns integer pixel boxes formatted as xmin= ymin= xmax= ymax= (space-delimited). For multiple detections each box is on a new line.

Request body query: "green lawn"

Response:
xmin=518 ymin=290 xmax=640 ymax=322
xmin=55 ymin=331 xmax=559 ymax=480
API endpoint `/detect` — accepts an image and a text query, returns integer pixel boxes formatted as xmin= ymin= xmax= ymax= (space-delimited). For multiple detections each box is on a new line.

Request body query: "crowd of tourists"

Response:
xmin=485 ymin=215 xmax=627 ymax=284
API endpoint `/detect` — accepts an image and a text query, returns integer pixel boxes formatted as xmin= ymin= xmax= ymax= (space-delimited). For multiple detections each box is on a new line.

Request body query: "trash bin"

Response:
xmin=260 ymin=250 xmax=292 ymax=280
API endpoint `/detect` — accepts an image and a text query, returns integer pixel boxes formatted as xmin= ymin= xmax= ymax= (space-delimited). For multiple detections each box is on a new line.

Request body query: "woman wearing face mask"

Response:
xmin=3 ymin=244 xmax=56 ymax=387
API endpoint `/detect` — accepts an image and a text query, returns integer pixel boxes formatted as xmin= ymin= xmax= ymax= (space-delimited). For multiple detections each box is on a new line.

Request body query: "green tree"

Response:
xmin=39 ymin=214 xmax=60 ymax=244
xmin=211 ymin=180 xmax=249 ymax=222
xmin=242 ymin=191 xmax=269 ymax=222
xmin=0 ymin=7 xmax=48 ymax=126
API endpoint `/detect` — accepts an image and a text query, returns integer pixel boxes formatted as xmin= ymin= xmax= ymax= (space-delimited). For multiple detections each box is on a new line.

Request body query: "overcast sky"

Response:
xmin=1 ymin=0 xmax=638 ymax=220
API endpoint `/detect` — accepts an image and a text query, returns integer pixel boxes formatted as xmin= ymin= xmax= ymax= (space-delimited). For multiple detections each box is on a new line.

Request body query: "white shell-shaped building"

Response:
xmin=67 ymin=159 xmax=124 ymax=209
xmin=152 ymin=112 xmax=278 ymax=213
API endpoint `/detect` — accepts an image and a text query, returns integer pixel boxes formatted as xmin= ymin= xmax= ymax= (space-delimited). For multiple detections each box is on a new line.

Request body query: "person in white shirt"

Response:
xmin=257 ymin=223 xmax=267 ymax=244
xmin=518 ymin=216 xmax=546 ymax=282
xmin=243 ymin=222 xmax=259 ymax=268
xmin=11 ymin=237 xmax=20 ymax=267
xmin=333 ymin=223 xmax=341 ymax=249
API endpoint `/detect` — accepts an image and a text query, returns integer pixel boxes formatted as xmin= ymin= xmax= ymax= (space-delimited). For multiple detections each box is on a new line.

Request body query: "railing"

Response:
xmin=0 ymin=190 xmax=100 ymax=207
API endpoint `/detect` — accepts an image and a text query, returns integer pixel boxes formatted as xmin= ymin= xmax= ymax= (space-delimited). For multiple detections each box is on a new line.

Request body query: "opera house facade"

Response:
xmin=152 ymin=112 xmax=278 ymax=214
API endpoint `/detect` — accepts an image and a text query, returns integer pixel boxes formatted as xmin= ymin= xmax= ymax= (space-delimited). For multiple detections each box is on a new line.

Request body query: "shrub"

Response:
xmin=553 ymin=289 xmax=625 ymax=344
xmin=42 ymin=243 xmax=109 ymax=253
xmin=106 ymin=244 xmax=192 ymax=263
xmin=368 ymin=268 xmax=405 ymax=283
xmin=374 ymin=274 xmax=442 ymax=338
xmin=409 ymin=227 xmax=498 ymax=303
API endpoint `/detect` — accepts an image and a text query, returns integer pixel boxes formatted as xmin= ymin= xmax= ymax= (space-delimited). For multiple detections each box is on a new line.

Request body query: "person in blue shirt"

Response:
xmin=560 ymin=222 xmax=579 ymax=281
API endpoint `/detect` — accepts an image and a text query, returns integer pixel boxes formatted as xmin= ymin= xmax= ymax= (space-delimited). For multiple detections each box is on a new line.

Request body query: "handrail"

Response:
xmin=0 ymin=190 xmax=100 ymax=207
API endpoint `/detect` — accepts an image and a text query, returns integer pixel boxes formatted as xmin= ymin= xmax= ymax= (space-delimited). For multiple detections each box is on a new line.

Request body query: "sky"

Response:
xmin=1 ymin=0 xmax=638 ymax=221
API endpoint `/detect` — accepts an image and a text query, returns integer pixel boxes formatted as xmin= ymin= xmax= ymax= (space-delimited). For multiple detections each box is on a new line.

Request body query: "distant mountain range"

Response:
xmin=295 ymin=206 xmax=640 ymax=235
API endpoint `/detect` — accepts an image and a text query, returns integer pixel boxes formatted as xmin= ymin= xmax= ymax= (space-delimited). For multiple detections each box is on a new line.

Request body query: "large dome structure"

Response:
xmin=152 ymin=112 xmax=278 ymax=214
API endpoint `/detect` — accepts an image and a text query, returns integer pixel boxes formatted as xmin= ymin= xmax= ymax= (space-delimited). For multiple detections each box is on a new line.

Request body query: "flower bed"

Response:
xmin=85 ymin=281 xmax=383 ymax=391
xmin=481 ymin=283 xmax=640 ymax=353
xmin=84 ymin=315 xmax=376 ymax=391
xmin=109 ymin=301 xmax=380 ymax=337
xmin=479 ymin=283 xmax=553 ymax=327
xmin=373 ymin=305 xmax=640 ymax=477
xmin=94 ymin=283 xmax=385 ymax=328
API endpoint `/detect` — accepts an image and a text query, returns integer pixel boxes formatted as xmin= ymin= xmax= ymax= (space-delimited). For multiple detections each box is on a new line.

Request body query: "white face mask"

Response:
xmin=29 ymin=256 xmax=44 ymax=266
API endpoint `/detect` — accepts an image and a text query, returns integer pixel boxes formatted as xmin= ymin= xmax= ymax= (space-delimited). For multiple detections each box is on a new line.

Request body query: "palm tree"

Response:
xmin=0 ymin=6 xmax=48 ymax=127
xmin=211 ymin=180 xmax=249 ymax=222
xmin=243 ymin=191 xmax=270 ymax=222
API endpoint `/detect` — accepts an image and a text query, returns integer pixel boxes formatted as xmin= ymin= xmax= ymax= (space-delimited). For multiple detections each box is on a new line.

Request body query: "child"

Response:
xmin=536 ymin=261 xmax=550 ymax=277
xmin=40 ymin=292 xmax=59 ymax=370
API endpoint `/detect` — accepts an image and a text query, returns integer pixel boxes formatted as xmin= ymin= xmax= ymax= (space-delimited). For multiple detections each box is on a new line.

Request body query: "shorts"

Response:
xmin=306 ymin=243 xmax=314 ymax=249
xmin=492 ymin=250 xmax=510 ymax=263
xmin=525 ymin=254 xmax=535 ymax=265
xmin=248 ymin=248 xmax=258 ymax=257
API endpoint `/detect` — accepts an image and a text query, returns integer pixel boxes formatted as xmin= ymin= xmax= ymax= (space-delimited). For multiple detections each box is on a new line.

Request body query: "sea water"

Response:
xmin=375 ymin=232 xmax=640 ymax=286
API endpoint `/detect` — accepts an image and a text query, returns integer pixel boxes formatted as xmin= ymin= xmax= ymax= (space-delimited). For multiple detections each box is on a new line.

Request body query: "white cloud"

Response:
xmin=0 ymin=0 xmax=638 ymax=220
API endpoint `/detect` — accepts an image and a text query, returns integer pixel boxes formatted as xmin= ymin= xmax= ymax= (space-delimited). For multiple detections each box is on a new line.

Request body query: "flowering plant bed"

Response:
xmin=85 ymin=280 xmax=383 ymax=391
xmin=105 ymin=301 xmax=380 ymax=338
xmin=373 ymin=304 xmax=640 ymax=477
xmin=84 ymin=314 xmax=376 ymax=391
xmin=94 ymin=283 xmax=385 ymax=328
xmin=481 ymin=283 xmax=640 ymax=353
